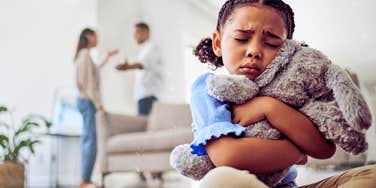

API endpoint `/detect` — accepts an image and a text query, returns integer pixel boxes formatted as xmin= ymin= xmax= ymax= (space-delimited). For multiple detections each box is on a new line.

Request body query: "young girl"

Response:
xmin=74 ymin=28 xmax=118 ymax=188
xmin=183 ymin=0 xmax=376 ymax=187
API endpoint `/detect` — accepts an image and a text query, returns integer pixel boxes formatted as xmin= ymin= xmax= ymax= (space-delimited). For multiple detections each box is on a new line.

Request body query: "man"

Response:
xmin=116 ymin=22 xmax=162 ymax=116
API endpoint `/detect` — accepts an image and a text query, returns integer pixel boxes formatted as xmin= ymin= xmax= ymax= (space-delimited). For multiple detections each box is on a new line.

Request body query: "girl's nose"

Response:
xmin=246 ymin=40 xmax=262 ymax=60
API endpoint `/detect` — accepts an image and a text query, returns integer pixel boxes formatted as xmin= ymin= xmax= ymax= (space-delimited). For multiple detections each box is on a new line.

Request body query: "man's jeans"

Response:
xmin=77 ymin=97 xmax=97 ymax=182
xmin=137 ymin=96 xmax=157 ymax=116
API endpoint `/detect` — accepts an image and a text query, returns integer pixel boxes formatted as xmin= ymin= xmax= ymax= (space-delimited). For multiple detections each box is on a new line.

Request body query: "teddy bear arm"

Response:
xmin=207 ymin=74 xmax=259 ymax=104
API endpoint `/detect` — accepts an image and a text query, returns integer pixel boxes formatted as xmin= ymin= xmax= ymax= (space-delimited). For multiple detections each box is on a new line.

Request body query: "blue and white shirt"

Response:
xmin=189 ymin=73 xmax=297 ymax=187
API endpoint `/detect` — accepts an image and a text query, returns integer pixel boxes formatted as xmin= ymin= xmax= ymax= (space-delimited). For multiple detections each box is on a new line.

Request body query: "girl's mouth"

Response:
xmin=239 ymin=65 xmax=260 ymax=75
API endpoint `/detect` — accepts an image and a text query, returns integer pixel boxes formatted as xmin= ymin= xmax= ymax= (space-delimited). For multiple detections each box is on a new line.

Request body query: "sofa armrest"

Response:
xmin=96 ymin=111 xmax=148 ymax=174
xmin=97 ymin=111 xmax=148 ymax=138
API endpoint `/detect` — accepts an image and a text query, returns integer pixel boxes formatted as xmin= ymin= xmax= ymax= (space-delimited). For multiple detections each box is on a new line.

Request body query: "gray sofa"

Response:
xmin=96 ymin=102 xmax=194 ymax=180
xmin=96 ymin=101 xmax=367 ymax=181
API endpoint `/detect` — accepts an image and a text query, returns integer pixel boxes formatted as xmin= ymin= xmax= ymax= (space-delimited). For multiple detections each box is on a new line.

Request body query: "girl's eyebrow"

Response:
xmin=234 ymin=29 xmax=283 ymax=40
xmin=234 ymin=29 xmax=254 ymax=34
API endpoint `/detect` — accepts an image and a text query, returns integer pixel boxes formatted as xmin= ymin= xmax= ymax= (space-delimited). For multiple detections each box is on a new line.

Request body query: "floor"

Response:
xmin=25 ymin=137 xmax=369 ymax=188
xmin=100 ymin=167 xmax=345 ymax=188
xmin=26 ymin=165 xmax=361 ymax=188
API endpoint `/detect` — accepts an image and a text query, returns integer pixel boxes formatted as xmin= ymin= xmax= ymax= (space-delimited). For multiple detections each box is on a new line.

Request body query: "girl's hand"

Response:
xmin=232 ymin=97 xmax=273 ymax=126
xmin=296 ymin=154 xmax=308 ymax=165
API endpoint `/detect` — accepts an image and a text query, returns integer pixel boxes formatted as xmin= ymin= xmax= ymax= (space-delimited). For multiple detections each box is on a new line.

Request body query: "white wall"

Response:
xmin=285 ymin=0 xmax=376 ymax=82
xmin=97 ymin=0 xmax=142 ymax=115
xmin=0 ymin=0 xmax=97 ymax=118
xmin=97 ymin=0 xmax=218 ymax=114
xmin=205 ymin=0 xmax=376 ymax=82
xmin=0 ymin=0 xmax=97 ymax=186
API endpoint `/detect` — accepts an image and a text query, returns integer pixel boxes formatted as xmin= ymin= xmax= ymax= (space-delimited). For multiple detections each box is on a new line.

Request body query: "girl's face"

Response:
xmin=212 ymin=4 xmax=287 ymax=80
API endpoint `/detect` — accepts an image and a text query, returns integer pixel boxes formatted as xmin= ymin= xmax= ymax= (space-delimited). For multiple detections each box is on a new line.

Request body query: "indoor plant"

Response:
xmin=0 ymin=105 xmax=51 ymax=187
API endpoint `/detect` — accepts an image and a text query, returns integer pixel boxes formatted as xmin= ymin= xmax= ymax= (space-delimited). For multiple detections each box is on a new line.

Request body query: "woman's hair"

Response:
xmin=194 ymin=0 xmax=295 ymax=68
xmin=74 ymin=28 xmax=95 ymax=60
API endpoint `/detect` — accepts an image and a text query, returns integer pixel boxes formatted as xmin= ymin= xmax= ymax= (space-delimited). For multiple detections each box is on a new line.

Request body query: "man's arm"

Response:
xmin=116 ymin=60 xmax=143 ymax=71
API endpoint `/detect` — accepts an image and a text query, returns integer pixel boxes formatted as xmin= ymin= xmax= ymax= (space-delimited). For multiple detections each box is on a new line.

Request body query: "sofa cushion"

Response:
xmin=147 ymin=102 xmax=192 ymax=131
xmin=106 ymin=128 xmax=193 ymax=153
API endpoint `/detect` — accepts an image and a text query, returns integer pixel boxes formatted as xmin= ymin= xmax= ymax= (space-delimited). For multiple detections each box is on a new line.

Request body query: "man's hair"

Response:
xmin=135 ymin=22 xmax=150 ymax=32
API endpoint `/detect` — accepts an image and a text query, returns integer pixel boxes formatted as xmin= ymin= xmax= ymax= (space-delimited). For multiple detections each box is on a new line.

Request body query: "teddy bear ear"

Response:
xmin=326 ymin=64 xmax=372 ymax=132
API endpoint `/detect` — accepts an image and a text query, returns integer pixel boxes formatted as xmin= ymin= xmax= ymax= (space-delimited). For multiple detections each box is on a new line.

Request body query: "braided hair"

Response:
xmin=194 ymin=0 xmax=295 ymax=68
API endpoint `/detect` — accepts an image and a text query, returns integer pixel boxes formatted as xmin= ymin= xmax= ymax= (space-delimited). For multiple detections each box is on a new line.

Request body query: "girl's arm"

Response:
xmin=190 ymin=74 xmax=306 ymax=174
xmin=205 ymin=136 xmax=306 ymax=175
xmin=232 ymin=96 xmax=336 ymax=159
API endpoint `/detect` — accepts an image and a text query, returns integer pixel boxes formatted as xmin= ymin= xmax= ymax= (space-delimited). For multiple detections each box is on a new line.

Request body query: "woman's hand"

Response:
xmin=232 ymin=97 xmax=272 ymax=126
xmin=97 ymin=105 xmax=104 ymax=112
xmin=106 ymin=49 xmax=119 ymax=58
xmin=99 ymin=49 xmax=119 ymax=68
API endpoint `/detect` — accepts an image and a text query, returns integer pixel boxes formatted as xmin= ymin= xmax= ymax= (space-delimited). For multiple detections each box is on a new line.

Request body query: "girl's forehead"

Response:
xmin=225 ymin=4 xmax=286 ymax=32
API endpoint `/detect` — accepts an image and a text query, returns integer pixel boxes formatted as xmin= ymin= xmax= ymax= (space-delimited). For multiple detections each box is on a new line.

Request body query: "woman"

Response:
xmin=74 ymin=28 xmax=118 ymax=188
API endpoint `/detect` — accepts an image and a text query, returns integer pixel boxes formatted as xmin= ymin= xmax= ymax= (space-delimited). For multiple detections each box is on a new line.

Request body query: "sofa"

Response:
xmin=96 ymin=101 xmax=368 ymax=181
xmin=96 ymin=102 xmax=194 ymax=180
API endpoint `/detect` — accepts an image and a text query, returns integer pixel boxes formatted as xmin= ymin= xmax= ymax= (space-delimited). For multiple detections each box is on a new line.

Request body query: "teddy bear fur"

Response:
xmin=170 ymin=40 xmax=372 ymax=187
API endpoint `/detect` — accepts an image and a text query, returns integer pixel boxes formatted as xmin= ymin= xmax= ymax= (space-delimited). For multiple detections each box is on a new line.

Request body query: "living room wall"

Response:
xmin=0 ymin=0 xmax=97 ymax=118
xmin=0 ymin=0 xmax=97 ymax=186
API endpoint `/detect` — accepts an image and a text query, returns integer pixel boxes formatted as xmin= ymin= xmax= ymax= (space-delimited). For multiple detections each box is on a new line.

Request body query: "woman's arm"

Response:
xmin=205 ymin=136 xmax=306 ymax=175
xmin=232 ymin=96 xmax=336 ymax=159
xmin=99 ymin=49 xmax=118 ymax=68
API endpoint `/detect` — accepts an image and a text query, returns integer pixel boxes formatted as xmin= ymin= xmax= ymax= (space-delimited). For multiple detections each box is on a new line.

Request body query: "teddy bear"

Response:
xmin=170 ymin=40 xmax=372 ymax=187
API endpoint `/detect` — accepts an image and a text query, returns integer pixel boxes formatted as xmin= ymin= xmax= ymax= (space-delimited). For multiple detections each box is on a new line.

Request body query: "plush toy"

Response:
xmin=170 ymin=40 xmax=372 ymax=187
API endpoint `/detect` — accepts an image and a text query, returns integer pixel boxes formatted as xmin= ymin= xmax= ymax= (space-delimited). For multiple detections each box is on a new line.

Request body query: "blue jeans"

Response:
xmin=137 ymin=96 xmax=157 ymax=116
xmin=77 ymin=97 xmax=97 ymax=182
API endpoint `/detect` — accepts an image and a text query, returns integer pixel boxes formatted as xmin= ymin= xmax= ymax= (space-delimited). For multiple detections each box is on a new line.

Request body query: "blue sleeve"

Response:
xmin=189 ymin=73 xmax=247 ymax=156
xmin=277 ymin=166 xmax=298 ymax=187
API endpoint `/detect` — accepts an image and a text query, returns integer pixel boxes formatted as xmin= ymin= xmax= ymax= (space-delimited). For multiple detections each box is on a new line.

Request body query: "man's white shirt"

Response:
xmin=134 ymin=40 xmax=163 ymax=101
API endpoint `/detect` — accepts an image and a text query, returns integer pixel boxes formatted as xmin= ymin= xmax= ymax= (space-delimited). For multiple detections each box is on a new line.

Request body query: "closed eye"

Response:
xmin=235 ymin=38 xmax=248 ymax=42
xmin=265 ymin=43 xmax=280 ymax=48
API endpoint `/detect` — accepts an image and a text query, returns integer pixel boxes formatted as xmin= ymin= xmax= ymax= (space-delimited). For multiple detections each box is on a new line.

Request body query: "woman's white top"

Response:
xmin=75 ymin=49 xmax=102 ymax=108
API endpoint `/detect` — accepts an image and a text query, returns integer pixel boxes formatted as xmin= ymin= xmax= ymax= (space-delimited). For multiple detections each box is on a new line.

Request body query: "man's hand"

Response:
xmin=232 ymin=97 xmax=272 ymax=126
xmin=116 ymin=59 xmax=130 ymax=70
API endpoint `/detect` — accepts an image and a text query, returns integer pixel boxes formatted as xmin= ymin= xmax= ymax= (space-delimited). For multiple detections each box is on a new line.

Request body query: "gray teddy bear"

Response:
xmin=170 ymin=40 xmax=372 ymax=187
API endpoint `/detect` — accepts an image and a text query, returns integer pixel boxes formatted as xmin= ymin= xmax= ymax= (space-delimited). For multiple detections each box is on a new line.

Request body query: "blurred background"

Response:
xmin=1 ymin=0 xmax=376 ymax=187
